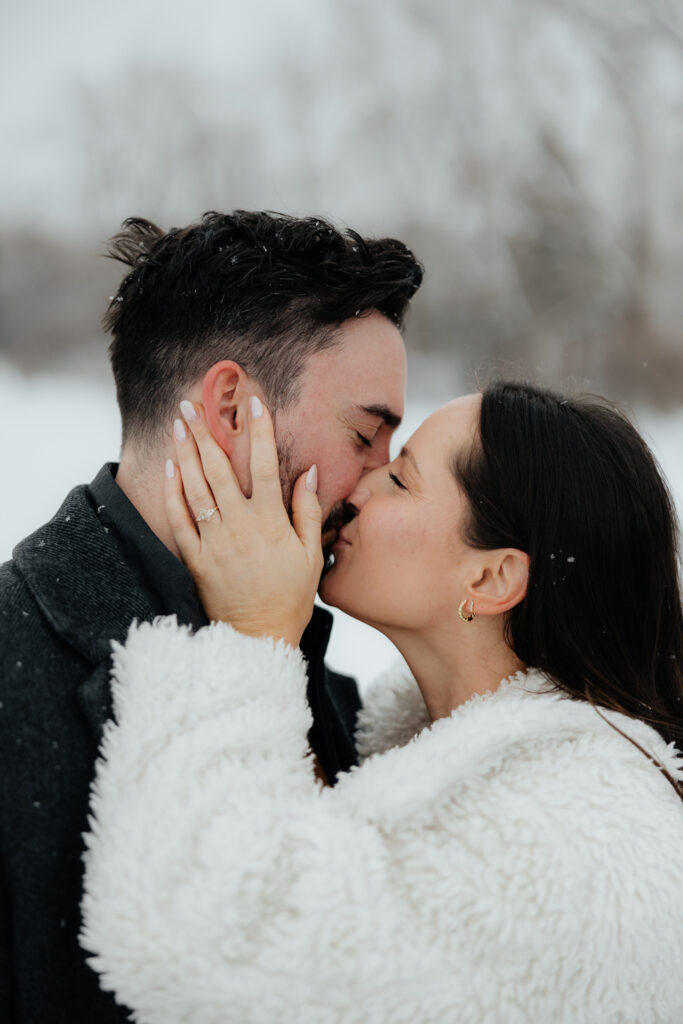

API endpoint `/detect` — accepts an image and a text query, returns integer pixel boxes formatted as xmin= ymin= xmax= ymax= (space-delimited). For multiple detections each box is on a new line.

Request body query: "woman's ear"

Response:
xmin=467 ymin=549 xmax=529 ymax=616
xmin=201 ymin=361 xmax=253 ymax=455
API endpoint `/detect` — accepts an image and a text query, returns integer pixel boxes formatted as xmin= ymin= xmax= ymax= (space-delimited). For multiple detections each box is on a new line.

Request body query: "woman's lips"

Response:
xmin=332 ymin=534 xmax=352 ymax=550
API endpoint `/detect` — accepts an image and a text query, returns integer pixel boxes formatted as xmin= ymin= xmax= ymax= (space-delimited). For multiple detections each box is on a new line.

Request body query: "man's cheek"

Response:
xmin=325 ymin=466 xmax=362 ymax=509
xmin=315 ymin=478 xmax=339 ymax=522
xmin=315 ymin=488 xmax=333 ymax=525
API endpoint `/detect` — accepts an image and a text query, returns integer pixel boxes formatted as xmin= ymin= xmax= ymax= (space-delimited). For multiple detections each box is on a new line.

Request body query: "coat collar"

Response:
xmin=13 ymin=483 xmax=152 ymax=668
xmin=12 ymin=479 xmax=342 ymax=749
xmin=13 ymin=484 xmax=153 ymax=741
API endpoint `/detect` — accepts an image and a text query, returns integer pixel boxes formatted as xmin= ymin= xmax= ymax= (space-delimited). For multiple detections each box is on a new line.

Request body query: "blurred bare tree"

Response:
xmin=74 ymin=65 xmax=262 ymax=229
xmin=1 ymin=0 xmax=682 ymax=402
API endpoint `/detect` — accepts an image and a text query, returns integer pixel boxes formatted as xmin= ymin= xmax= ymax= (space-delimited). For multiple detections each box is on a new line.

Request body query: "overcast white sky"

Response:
xmin=4 ymin=0 xmax=658 ymax=233
xmin=0 ymin=0 xmax=315 ymax=104
xmin=6 ymin=0 xmax=683 ymax=246
xmin=3 ymin=0 xmax=682 ymax=397
xmin=1 ymin=0 xmax=334 ymax=228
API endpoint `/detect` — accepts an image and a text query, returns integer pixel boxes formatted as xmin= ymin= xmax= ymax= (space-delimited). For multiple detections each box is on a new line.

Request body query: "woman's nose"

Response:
xmin=346 ymin=480 xmax=373 ymax=511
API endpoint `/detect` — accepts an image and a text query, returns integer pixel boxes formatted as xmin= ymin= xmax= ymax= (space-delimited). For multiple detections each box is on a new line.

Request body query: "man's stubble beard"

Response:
xmin=274 ymin=424 xmax=346 ymax=571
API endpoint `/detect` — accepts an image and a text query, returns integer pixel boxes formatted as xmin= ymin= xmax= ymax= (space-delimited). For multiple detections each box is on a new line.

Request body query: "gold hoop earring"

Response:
xmin=458 ymin=598 xmax=475 ymax=623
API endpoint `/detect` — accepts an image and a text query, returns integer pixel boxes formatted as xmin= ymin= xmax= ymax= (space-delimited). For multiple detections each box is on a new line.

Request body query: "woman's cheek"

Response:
xmin=360 ymin=512 xmax=401 ymax=570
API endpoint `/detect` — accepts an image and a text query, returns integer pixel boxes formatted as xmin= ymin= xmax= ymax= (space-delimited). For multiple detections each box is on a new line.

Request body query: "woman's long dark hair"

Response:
xmin=455 ymin=381 xmax=683 ymax=795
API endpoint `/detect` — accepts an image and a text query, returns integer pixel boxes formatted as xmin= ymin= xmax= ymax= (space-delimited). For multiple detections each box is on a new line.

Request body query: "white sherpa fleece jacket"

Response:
xmin=81 ymin=617 xmax=683 ymax=1024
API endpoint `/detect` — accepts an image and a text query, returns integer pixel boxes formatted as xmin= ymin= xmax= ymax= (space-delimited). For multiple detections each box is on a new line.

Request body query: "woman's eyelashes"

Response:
xmin=389 ymin=472 xmax=407 ymax=491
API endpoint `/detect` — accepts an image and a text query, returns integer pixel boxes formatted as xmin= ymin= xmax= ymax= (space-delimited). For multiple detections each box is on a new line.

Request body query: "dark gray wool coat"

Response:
xmin=0 ymin=475 xmax=360 ymax=1024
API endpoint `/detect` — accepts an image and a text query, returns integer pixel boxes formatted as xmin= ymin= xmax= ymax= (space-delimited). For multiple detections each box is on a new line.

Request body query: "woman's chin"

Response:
xmin=318 ymin=568 xmax=342 ymax=609
xmin=318 ymin=560 xmax=351 ymax=612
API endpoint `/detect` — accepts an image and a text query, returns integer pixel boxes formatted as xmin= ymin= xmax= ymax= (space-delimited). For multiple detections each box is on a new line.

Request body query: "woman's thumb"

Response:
xmin=292 ymin=465 xmax=323 ymax=557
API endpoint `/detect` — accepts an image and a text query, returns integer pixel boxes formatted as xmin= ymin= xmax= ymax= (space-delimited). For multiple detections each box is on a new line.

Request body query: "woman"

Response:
xmin=81 ymin=382 xmax=683 ymax=1024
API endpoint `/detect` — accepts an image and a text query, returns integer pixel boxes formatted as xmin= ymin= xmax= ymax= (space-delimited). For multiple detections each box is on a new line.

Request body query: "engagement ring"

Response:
xmin=195 ymin=507 xmax=219 ymax=523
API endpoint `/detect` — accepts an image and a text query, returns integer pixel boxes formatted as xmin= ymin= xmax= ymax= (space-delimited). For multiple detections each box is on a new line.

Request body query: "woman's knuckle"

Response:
xmin=167 ymin=505 xmax=187 ymax=530
xmin=186 ymin=488 xmax=208 ymax=509
xmin=204 ymin=451 xmax=225 ymax=478
xmin=253 ymin=454 xmax=277 ymax=478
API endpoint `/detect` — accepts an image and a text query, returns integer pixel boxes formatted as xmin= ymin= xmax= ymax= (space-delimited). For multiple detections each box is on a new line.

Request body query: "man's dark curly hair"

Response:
xmin=104 ymin=210 xmax=423 ymax=448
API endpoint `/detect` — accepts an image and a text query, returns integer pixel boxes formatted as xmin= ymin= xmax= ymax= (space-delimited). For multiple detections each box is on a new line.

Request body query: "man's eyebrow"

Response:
xmin=356 ymin=403 xmax=402 ymax=429
xmin=400 ymin=445 xmax=421 ymax=476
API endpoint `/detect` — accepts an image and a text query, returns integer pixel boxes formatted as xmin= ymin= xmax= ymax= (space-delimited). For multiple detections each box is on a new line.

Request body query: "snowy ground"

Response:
xmin=2 ymin=358 xmax=681 ymax=690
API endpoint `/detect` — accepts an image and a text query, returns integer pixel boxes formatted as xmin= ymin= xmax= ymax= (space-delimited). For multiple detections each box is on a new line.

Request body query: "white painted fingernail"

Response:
xmin=250 ymin=395 xmax=263 ymax=418
xmin=165 ymin=459 xmax=175 ymax=480
xmin=173 ymin=418 xmax=186 ymax=441
xmin=180 ymin=400 xmax=198 ymax=422
xmin=306 ymin=464 xmax=318 ymax=493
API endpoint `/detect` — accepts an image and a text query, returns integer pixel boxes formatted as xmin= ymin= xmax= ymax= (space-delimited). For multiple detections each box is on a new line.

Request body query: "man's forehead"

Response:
xmin=302 ymin=314 xmax=406 ymax=423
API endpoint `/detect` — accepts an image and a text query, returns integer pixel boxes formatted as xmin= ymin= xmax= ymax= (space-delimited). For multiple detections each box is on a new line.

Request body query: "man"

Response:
xmin=0 ymin=210 xmax=422 ymax=1023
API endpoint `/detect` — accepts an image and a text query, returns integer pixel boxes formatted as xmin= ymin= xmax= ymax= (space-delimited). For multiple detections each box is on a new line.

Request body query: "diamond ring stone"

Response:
xmin=195 ymin=507 xmax=219 ymax=523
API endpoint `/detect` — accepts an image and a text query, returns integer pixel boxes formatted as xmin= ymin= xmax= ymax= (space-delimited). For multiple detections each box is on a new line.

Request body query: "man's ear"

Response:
xmin=201 ymin=361 xmax=254 ymax=455
xmin=466 ymin=549 xmax=529 ymax=616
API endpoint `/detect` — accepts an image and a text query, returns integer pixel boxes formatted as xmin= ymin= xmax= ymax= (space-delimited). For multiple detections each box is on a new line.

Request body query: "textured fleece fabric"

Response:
xmin=81 ymin=617 xmax=683 ymax=1024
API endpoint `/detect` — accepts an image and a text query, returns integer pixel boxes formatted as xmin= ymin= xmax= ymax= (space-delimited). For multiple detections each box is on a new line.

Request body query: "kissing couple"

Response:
xmin=3 ymin=212 xmax=683 ymax=1024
